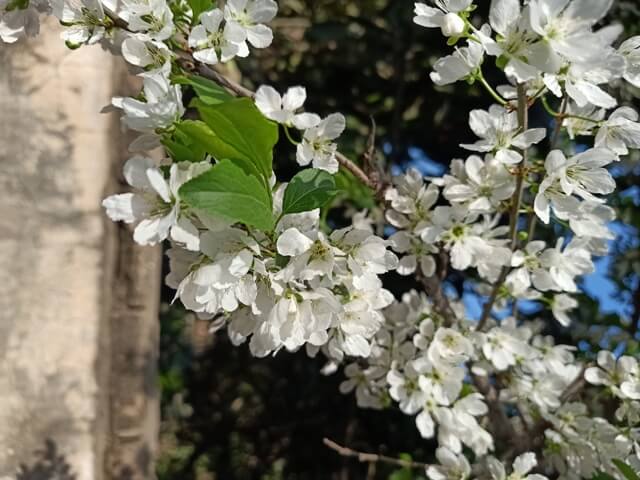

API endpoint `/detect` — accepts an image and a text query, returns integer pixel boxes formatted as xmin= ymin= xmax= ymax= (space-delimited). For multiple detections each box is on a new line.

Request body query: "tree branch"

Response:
xmin=323 ymin=438 xmax=430 ymax=470
xmin=477 ymin=84 xmax=530 ymax=331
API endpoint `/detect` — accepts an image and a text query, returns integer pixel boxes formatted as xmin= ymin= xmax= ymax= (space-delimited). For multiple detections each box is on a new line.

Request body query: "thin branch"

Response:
xmin=323 ymin=438 xmax=430 ymax=470
xmin=560 ymin=365 xmax=589 ymax=403
xmin=419 ymin=272 xmax=457 ymax=326
xmin=477 ymin=84 xmax=530 ymax=331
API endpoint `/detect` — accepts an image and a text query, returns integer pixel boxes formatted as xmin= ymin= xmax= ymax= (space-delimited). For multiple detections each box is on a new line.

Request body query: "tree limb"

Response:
xmin=323 ymin=438 xmax=430 ymax=470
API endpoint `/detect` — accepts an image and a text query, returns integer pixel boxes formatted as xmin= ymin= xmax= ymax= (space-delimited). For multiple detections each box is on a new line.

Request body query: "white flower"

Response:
xmin=50 ymin=0 xmax=107 ymax=47
xmin=416 ymin=357 xmax=465 ymax=406
xmin=121 ymin=36 xmax=171 ymax=75
xmin=387 ymin=364 xmax=426 ymax=415
xmin=0 ymin=0 xmax=42 ymax=43
xmin=563 ymin=103 xmax=605 ymax=139
xmin=534 ymin=149 xmax=617 ymax=224
xmin=112 ymin=71 xmax=185 ymax=135
xmin=254 ymin=85 xmax=321 ymax=129
xmin=544 ymin=62 xmax=618 ymax=110
xmin=550 ymin=293 xmax=577 ymax=327
xmin=385 ymin=171 xmax=439 ymax=234
xmin=567 ymin=201 xmax=616 ymax=240
xmin=389 ymin=230 xmax=436 ymax=277
xmin=296 ymin=113 xmax=345 ymax=174
xmin=413 ymin=0 xmax=471 ymax=38
xmin=426 ymin=447 xmax=471 ymax=480
xmin=435 ymin=394 xmax=493 ymax=455
xmin=508 ymin=241 xmax=555 ymax=293
xmin=443 ymin=155 xmax=516 ymax=212
xmin=619 ymin=35 xmax=640 ymax=88
xmin=428 ymin=327 xmax=473 ymax=365
xmin=460 ymin=105 xmax=546 ymax=165
xmin=488 ymin=452 xmax=548 ymax=480
xmin=275 ymin=227 xmax=338 ymax=282
xmin=224 ymin=0 xmax=277 ymax=50
xmin=431 ymin=38 xmax=484 ymax=86
xmin=188 ymin=8 xmax=244 ymax=65
xmin=528 ymin=0 xmax=613 ymax=71
xmin=595 ymin=107 xmax=640 ymax=156
xmin=537 ymin=238 xmax=594 ymax=293
xmin=483 ymin=323 xmax=532 ymax=371
xmin=422 ymin=206 xmax=511 ymax=277
xmin=121 ymin=0 xmax=174 ymax=41
xmin=102 ymin=157 xmax=211 ymax=249
xmin=481 ymin=0 xmax=540 ymax=82
xmin=585 ymin=351 xmax=640 ymax=400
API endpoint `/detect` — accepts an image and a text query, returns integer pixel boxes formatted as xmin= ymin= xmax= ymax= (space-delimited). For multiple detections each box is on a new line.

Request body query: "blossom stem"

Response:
xmin=476 ymin=70 xmax=508 ymax=106
xmin=283 ymin=125 xmax=300 ymax=145
xmin=323 ymin=438 xmax=431 ymax=470
xmin=542 ymin=95 xmax=601 ymax=125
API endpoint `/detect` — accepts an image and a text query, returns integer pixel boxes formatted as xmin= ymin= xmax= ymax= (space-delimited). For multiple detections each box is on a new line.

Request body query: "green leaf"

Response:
xmin=282 ymin=169 xmax=338 ymax=215
xmin=176 ymin=115 xmax=265 ymax=181
xmin=174 ymin=75 xmax=233 ymax=105
xmin=194 ymin=98 xmax=278 ymax=182
xmin=179 ymin=159 xmax=274 ymax=231
xmin=175 ymin=120 xmax=219 ymax=155
xmin=592 ymin=472 xmax=618 ymax=480
xmin=162 ymin=126 xmax=207 ymax=163
xmin=612 ymin=459 xmax=640 ymax=480
xmin=187 ymin=0 xmax=212 ymax=23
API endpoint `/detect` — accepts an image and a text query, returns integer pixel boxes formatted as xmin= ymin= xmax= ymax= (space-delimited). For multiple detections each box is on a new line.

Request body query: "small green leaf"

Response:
xmin=180 ymin=159 xmax=274 ymax=231
xmin=612 ymin=460 xmax=640 ymax=480
xmin=592 ymin=472 xmax=618 ymax=480
xmin=282 ymin=169 xmax=338 ymax=215
xmin=174 ymin=75 xmax=233 ymax=105
xmin=194 ymin=98 xmax=278 ymax=183
xmin=187 ymin=0 xmax=212 ymax=23
xmin=162 ymin=126 xmax=207 ymax=163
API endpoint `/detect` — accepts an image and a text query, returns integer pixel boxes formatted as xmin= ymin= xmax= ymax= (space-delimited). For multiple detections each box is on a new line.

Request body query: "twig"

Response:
xmin=323 ymin=438 xmax=430 ymax=470
xmin=419 ymin=272 xmax=457 ymax=326
xmin=476 ymin=84 xmax=530 ymax=331
xmin=197 ymin=65 xmax=255 ymax=98
xmin=560 ymin=365 xmax=589 ymax=403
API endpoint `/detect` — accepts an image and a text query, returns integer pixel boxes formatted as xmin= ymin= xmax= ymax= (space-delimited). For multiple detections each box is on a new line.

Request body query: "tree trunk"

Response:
xmin=0 ymin=17 xmax=161 ymax=480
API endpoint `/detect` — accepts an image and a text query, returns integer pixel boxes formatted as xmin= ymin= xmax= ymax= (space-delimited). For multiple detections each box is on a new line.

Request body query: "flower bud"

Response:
xmin=440 ymin=13 xmax=465 ymax=37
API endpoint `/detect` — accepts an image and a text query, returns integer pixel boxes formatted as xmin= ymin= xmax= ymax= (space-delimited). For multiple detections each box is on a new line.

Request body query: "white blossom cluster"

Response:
xmin=104 ymin=160 xmax=398 ymax=360
xmin=4 ymin=0 xmax=640 ymax=478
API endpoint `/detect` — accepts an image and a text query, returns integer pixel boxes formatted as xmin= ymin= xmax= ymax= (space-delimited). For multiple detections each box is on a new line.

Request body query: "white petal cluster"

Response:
xmin=586 ymin=351 xmax=640 ymax=420
xmin=254 ymin=85 xmax=346 ymax=174
xmin=163 ymin=186 xmax=398 ymax=361
xmin=102 ymin=157 xmax=211 ymax=249
xmin=188 ymin=0 xmax=277 ymax=65
xmin=461 ymin=106 xmax=546 ymax=165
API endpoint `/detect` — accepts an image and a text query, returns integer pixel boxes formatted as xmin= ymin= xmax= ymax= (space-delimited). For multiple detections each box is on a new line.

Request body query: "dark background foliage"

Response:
xmin=157 ymin=1 xmax=640 ymax=478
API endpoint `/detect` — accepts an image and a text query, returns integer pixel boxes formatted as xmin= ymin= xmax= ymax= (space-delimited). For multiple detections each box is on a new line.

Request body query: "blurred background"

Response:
xmin=0 ymin=1 xmax=639 ymax=479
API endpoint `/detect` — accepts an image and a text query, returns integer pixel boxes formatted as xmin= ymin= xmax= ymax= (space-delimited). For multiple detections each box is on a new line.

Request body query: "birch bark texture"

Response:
xmin=0 ymin=17 xmax=162 ymax=480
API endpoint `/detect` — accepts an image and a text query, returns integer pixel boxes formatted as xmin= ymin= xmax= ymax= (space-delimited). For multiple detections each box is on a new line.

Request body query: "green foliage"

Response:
xmin=194 ymin=97 xmax=278 ymax=186
xmin=180 ymin=159 xmax=275 ymax=231
xmin=388 ymin=454 xmax=427 ymax=480
xmin=174 ymin=74 xmax=233 ymax=105
xmin=282 ymin=169 xmax=338 ymax=216
xmin=613 ymin=459 xmax=640 ymax=480
xmin=187 ymin=0 xmax=213 ymax=24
